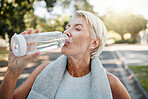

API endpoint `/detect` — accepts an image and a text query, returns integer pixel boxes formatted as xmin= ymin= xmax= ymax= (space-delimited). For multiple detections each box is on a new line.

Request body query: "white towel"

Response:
xmin=27 ymin=55 xmax=112 ymax=99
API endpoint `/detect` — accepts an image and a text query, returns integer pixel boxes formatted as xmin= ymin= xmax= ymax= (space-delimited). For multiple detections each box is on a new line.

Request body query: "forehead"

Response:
xmin=69 ymin=16 xmax=89 ymax=27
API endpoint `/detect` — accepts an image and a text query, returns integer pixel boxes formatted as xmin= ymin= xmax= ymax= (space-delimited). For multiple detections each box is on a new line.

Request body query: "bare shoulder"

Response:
xmin=106 ymin=72 xmax=131 ymax=99
xmin=106 ymin=72 xmax=120 ymax=86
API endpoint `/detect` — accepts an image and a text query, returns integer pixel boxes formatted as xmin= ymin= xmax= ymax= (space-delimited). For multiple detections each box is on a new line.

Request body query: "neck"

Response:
xmin=67 ymin=55 xmax=91 ymax=77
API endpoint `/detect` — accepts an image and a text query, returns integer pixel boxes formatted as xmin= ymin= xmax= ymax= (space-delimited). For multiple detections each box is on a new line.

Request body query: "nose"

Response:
xmin=63 ymin=29 xmax=72 ymax=37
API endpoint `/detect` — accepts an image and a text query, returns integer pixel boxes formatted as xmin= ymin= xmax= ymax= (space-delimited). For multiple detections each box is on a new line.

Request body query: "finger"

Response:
xmin=27 ymin=28 xmax=33 ymax=34
xmin=21 ymin=30 xmax=27 ymax=35
xmin=8 ymin=50 xmax=15 ymax=58
xmin=8 ymin=47 xmax=15 ymax=60
xmin=35 ymin=29 xmax=40 ymax=33
xmin=9 ymin=45 xmax=12 ymax=51
xmin=9 ymin=33 xmax=17 ymax=51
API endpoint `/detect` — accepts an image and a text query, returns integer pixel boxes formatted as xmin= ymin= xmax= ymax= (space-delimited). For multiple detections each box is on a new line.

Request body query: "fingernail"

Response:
xmin=30 ymin=28 xmax=33 ymax=31
xmin=36 ymin=28 xmax=40 ymax=31
xmin=35 ymin=52 xmax=41 ymax=55
xmin=35 ymin=29 xmax=40 ymax=33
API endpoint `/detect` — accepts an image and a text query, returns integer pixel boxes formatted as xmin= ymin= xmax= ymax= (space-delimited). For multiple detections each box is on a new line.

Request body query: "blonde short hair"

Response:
xmin=72 ymin=10 xmax=107 ymax=58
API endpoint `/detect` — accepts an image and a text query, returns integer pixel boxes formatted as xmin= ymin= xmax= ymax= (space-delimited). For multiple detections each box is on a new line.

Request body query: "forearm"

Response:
xmin=14 ymin=62 xmax=49 ymax=99
xmin=13 ymin=74 xmax=36 ymax=99
xmin=0 ymin=69 xmax=22 ymax=99
xmin=0 ymin=28 xmax=41 ymax=99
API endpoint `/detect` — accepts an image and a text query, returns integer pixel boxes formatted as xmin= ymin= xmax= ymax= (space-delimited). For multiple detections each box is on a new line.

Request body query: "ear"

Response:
xmin=89 ymin=37 xmax=101 ymax=50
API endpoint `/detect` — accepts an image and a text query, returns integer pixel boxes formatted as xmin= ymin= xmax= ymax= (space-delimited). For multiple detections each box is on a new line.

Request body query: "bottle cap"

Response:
xmin=11 ymin=34 xmax=27 ymax=56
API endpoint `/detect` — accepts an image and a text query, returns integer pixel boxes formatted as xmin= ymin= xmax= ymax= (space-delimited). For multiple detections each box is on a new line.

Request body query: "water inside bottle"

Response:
xmin=26 ymin=38 xmax=65 ymax=55
xmin=37 ymin=39 xmax=65 ymax=52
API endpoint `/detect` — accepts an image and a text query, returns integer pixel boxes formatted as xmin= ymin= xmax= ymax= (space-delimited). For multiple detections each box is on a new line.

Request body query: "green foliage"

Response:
xmin=0 ymin=47 xmax=8 ymax=54
xmin=36 ymin=15 xmax=70 ymax=32
xmin=74 ymin=0 xmax=95 ymax=14
xmin=0 ymin=0 xmax=147 ymax=45
xmin=0 ymin=0 xmax=95 ymax=43
xmin=127 ymin=15 xmax=147 ymax=41
xmin=108 ymin=30 xmax=121 ymax=41
xmin=45 ymin=0 xmax=56 ymax=8
xmin=0 ymin=47 xmax=8 ymax=61
xmin=0 ymin=0 xmax=58 ymax=42
xmin=101 ymin=9 xmax=147 ymax=42
xmin=129 ymin=65 xmax=148 ymax=93
xmin=0 ymin=0 xmax=34 ymax=41
xmin=24 ymin=12 xmax=38 ymax=30
xmin=115 ymin=38 xmax=136 ymax=44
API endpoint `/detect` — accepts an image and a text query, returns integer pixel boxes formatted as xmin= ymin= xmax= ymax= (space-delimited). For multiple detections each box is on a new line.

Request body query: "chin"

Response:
xmin=61 ymin=46 xmax=67 ymax=55
xmin=61 ymin=46 xmax=72 ymax=56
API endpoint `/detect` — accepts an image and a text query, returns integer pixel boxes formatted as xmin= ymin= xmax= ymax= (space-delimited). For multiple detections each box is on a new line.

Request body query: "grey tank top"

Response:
xmin=55 ymin=70 xmax=91 ymax=99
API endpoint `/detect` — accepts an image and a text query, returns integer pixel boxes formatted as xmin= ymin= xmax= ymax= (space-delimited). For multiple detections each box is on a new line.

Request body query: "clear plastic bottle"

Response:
xmin=11 ymin=31 xmax=68 ymax=56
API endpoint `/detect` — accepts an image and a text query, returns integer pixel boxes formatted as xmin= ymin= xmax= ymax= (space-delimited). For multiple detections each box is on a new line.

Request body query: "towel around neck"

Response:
xmin=27 ymin=55 xmax=112 ymax=99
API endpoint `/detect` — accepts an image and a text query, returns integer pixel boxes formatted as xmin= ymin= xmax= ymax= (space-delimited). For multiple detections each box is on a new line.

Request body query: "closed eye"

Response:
xmin=74 ymin=24 xmax=83 ymax=31
xmin=75 ymin=28 xmax=81 ymax=31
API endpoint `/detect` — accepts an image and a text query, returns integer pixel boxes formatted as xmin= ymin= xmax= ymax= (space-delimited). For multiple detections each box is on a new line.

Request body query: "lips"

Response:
xmin=64 ymin=39 xmax=70 ymax=45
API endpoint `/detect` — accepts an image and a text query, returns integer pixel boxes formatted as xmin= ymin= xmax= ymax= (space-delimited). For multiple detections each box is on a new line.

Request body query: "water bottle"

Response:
xmin=11 ymin=31 xmax=68 ymax=56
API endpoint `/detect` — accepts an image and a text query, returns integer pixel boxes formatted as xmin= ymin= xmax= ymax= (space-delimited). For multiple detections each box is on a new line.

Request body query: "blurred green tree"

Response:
xmin=32 ymin=0 xmax=95 ymax=32
xmin=0 ymin=0 xmax=57 ymax=42
xmin=101 ymin=9 xmax=147 ymax=42
xmin=74 ymin=0 xmax=95 ymax=13
xmin=0 ymin=0 xmax=34 ymax=42
xmin=0 ymin=0 xmax=95 ymax=42
xmin=127 ymin=14 xmax=147 ymax=42
xmin=36 ymin=15 xmax=70 ymax=32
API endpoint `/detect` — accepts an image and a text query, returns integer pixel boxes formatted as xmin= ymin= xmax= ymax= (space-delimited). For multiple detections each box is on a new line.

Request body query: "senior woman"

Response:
xmin=0 ymin=10 xmax=131 ymax=99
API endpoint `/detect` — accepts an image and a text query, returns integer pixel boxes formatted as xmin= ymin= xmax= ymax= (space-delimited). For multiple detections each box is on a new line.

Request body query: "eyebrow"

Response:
xmin=67 ymin=24 xmax=83 ymax=27
xmin=75 ymin=24 xmax=83 ymax=27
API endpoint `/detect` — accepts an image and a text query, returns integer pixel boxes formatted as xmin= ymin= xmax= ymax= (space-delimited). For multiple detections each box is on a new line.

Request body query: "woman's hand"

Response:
xmin=8 ymin=28 xmax=40 ymax=71
xmin=0 ymin=28 xmax=48 ymax=99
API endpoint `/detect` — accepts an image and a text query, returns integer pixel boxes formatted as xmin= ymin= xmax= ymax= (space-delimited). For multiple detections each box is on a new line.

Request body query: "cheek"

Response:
xmin=73 ymin=32 xmax=91 ymax=46
xmin=75 ymin=36 xmax=83 ymax=43
xmin=73 ymin=32 xmax=86 ymax=42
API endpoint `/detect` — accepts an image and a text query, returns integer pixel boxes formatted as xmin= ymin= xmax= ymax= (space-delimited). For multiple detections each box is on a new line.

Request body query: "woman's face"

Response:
xmin=61 ymin=16 xmax=92 ymax=57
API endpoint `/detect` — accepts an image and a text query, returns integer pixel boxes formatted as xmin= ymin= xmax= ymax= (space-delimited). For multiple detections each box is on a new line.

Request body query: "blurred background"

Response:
xmin=0 ymin=0 xmax=148 ymax=44
xmin=0 ymin=0 xmax=148 ymax=98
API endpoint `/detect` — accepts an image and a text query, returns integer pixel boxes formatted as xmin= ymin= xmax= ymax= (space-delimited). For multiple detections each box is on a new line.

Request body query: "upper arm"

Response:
xmin=106 ymin=72 xmax=131 ymax=99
